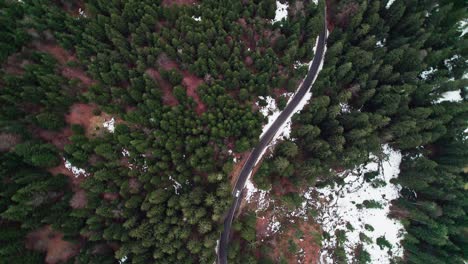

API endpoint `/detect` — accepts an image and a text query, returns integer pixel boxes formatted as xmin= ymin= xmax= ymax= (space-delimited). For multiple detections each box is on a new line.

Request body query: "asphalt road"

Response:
xmin=217 ymin=7 xmax=328 ymax=264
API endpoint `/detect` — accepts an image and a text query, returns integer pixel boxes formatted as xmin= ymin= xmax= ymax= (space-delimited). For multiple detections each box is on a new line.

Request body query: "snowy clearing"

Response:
xmin=64 ymin=158 xmax=89 ymax=178
xmin=273 ymin=1 xmax=288 ymax=24
xmin=459 ymin=19 xmax=468 ymax=37
xmin=316 ymin=145 xmax=405 ymax=263
xmin=385 ymin=0 xmax=396 ymax=9
xmin=435 ymin=90 xmax=463 ymax=103
xmin=245 ymin=177 xmax=270 ymax=212
xmin=103 ymin=117 xmax=115 ymax=133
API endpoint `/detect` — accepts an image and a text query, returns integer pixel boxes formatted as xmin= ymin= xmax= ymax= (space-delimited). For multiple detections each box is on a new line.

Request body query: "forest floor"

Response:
xmin=26 ymin=225 xmax=81 ymax=264
xmin=243 ymin=178 xmax=322 ymax=263
xmin=23 ymin=41 xmax=100 ymax=262
xmin=145 ymin=68 xmax=179 ymax=106
xmin=182 ymin=71 xmax=206 ymax=115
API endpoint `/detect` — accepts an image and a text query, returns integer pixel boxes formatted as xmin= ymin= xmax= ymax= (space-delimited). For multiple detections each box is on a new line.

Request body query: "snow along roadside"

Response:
xmin=245 ymin=32 xmax=328 ymax=208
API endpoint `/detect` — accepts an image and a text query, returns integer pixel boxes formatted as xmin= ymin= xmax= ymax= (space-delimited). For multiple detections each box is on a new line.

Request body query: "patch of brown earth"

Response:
xmin=34 ymin=43 xmax=76 ymax=65
xmin=37 ymin=127 xmax=73 ymax=150
xmin=48 ymin=160 xmax=86 ymax=190
xmin=0 ymin=133 xmax=21 ymax=151
xmin=87 ymin=112 xmax=120 ymax=138
xmin=256 ymin=211 xmax=275 ymax=240
xmin=245 ymin=56 xmax=254 ymax=66
xmin=26 ymin=225 xmax=80 ymax=264
xmin=145 ymin=68 xmax=179 ymax=106
xmin=272 ymin=88 xmax=288 ymax=98
xmin=65 ymin=103 xmax=117 ymax=137
xmin=272 ymin=177 xmax=298 ymax=196
xmin=102 ymin=192 xmax=119 ymax=201
xmin=61 ymin=67 xmax=95 ymax=87
xmin=161 ymin=0 xmax=198 ymax=7
xmin=2 ymin=53 xmax=26 ymax=75
xmin=69 ymin=189 xmax=87 ymax=209
xmin=270 ymin=219 xmax=321 ymax=264
xmin=182 ymin=71 xmax=206 ymax=115
xmin=228 ymin=151 xmax=252 ymax=188
xmin=156 ymin=53 xmax=179 ymax=70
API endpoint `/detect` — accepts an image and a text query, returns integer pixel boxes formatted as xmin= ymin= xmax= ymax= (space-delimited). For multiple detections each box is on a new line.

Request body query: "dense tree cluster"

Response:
xmin=0 ymin=0 xmax=320 ymax=263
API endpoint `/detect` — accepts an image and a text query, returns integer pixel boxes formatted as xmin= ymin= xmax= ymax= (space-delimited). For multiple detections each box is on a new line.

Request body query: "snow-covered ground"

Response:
xmin=64 ymin=158 xmax=89 ymax=178
xmin=103 ymin=117 xmax=115 ymax=133
xmin=385 ymin=0 xmax=396 ymax=9
xmin=256 ymin=32 xmax=326 ymax=147
xmin=459 ymin=19 xmax=468 ymax=37
xmin=435 ymin=90 xmax=463 ymax=103
xmin=316 ymin=145 xmax=405 ymax=263
xmin=273 ymin=1 xmax=288 ymax=24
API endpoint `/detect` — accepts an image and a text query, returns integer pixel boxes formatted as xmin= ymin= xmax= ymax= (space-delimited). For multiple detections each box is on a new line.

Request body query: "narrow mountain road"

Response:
xmin=217 ymin=6 xmax=328 ymax=264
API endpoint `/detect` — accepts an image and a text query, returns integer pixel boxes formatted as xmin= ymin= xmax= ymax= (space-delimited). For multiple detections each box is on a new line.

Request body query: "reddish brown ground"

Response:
xmin=48 ymin=160 xmax=86 ymax=190
xmin=0 ymin=133 xmax=21 ymax=151
xmin=255 ymin=211 xmax=274 ymax=239
xmin=26 ymin=225 xmax=80 ymax=264
xmin=157 ymin=53 xmax=179 ymax=71
xmin=182 ymin=71 xmax=206 ymax=115
xmin=61 ymin=67 xmax=95 ymax=87
xmin=69 ymin=189 xmax=88 ymax=209
xmin=272 ymin=87 xmax=289 ymax=98
xmin=272 ymin=177 xmax=299 ymax=196
xmin=228 ymin=151 xmax=252 ymax=188
xmin=34 ymin=42 xmax=95 ymax=89
xmin=148 ymin=54 xmax=206 ymax=114
xmin=255 ymin=214 xmax=321 ymax=264
xmin=34 ymin=43 xmax=76 ymax=64
xmin=65 ymin=103 xmax=120 ymax=137
xmin=275 ymin=219 xmax=321 ymax=264
xmin=2 ymin=53 xmax=26 ymax=75
xmin=145 ymin=68 xmax=179 ymax=106
xmin=65 ymin=103 xmax=96 ymax=130
xmin=37 ymin=127 xmax=73 ymax=150
xmin=102 ymin=192 xmax=120 ymax=201
xmin=161 ymin=0 xmax=198 ymax=6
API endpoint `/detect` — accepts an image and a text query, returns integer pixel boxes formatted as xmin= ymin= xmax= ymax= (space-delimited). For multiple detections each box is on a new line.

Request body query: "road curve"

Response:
xmin=217 ymin=6 xmax=328 ymax=264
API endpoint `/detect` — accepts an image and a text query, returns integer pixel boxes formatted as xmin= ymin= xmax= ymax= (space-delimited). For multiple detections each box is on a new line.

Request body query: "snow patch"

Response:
xmin=385 ymin=0 xmax=396 ymax=9
xmin=64 ymin=158 xmax=89 ymax=178
xmin=119 ymin=256 xmax=128 ymax=264
xmin=376 ymin=40 xmax=384 ymax=48
xmin=103 ymin=117 xmax=115 ymax=133
xmin=169 ymin=175 xmax=183 ymax=195
xmin=256 ymin=32 xmax=326 ymax=147
xmin=459 ymin=19 xmax=468 ymax=37
xmin=435 ymin=90 xmax=463 ymax=103
xmin=273 ymin=1 xmax=289 ymax=24
xmin=122 ymin=148 xmax=130 ymax=157
xmin=267 ymin=216 xmax=281 ymax=234
xmin=340 ymin=103 xmax=351 ymax=113
xmin=420 ymin=67 xmax=437 ymax=80
xmin=245 ymin=176 xmax=270 ymax=212
xmin=317 ymin=145 xmax=405 ymax=263
xmin=294 ymin=61 xmax=309 ymax=69
xmin=78 ymin=8 xmax=87 ymax=18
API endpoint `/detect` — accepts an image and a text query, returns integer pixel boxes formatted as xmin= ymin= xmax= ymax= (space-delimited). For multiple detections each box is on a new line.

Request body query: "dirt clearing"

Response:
xmin=182 ymin=71 xmax=206 ymax=115
xmin=26 ymin=225 xmax=80 ymax=264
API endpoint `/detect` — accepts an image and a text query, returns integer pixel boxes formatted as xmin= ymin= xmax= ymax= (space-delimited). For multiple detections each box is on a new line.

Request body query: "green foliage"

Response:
xmin=14 ymin=141 xmax=60 ymax=168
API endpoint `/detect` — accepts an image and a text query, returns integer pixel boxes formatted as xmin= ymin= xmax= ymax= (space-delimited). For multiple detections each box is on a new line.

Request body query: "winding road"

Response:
xmin=217 ymin=6 xmax=328 ymax=264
